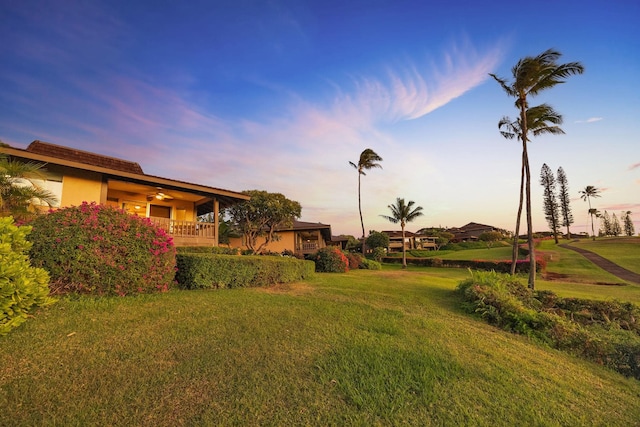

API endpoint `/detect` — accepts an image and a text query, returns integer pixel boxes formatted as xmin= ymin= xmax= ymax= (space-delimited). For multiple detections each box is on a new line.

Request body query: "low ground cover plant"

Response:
xmin=457 ymin=270 xmax=640 ymax=379
xmin=28 ymin=202 xmax=176 ymax=296
xmin=0 ymin=217 xmax=54 ymax=335
xmin=175 ymin=253 xmax=314 ymax=289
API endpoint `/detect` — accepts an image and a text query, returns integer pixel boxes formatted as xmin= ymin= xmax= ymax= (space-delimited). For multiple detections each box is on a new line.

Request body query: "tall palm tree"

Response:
xmin=490 ymin=49 xmax=584 ymax=289
xmin=498 ymin=104 xmax=565 ymax=275
xmin=349 ymin=148 xmax=383 ymax=255
xmin=380 ymin=198 xmax=423 ymax=269
xmin=580 ymin=185 xmax=601 ymax=240
xmin=0 ymin=148 xmax=57 ymax=220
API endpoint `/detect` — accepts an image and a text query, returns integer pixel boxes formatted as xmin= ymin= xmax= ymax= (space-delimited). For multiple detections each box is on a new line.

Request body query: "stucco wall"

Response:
xmin=228 ymin=231 xmax=296 ymax=253
xmin=60 ymin=170 xmax=105 ymax=206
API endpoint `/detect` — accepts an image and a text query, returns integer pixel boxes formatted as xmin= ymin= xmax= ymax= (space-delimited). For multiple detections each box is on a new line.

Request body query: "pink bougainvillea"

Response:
xmin=28 ymin=202 xmax=176 ymax=296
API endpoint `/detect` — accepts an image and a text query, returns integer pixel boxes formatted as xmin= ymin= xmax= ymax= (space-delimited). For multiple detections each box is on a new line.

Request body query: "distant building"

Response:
xmin=381 ymin=230 xmax=437 ymax=253
xmin=446 ymin=222 xmax=508 ymax=242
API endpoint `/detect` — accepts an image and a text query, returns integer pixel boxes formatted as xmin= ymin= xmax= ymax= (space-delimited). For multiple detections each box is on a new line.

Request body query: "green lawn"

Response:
xmin=537 ymin=239 xmax=632 ymax=285
xmin=568 ymin=237 xmax=640 ymax=274
xmin=2 ymin=269 xmax=639 ymax=426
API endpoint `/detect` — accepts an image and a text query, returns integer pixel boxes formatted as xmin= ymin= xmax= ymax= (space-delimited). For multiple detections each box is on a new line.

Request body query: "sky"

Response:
xmin=1 ymin=0 xmax=639 ymax=237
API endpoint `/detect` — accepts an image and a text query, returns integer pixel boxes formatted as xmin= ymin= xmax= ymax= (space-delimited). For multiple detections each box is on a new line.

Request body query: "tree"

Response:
xmin=540 ymin=163 xmax=561 ymax=243
xmin=498 ymin=104 xmax=567 ymax=275
xmin=611 ymin=213 xmax=622 ymax=237
xmin=349 ymin=149 xmax=383 ymax=255
xmin=622 ymin=211 xmax=636 ymax=237
xmin=380 ymin=198 xmax=423 ymax=269
xmin=579 ymin=185 xmax=601 ymax=240
xmin=226 ymin=190 xmax=301 ymax=254
xmin=0 ymin=146 xmax=57 ymax=220
xmin=599 ymin=210 xmax=611 ymax=236
xmin=556 ymin=167 xmax=573 ymax=239
xmin=479 ymin=231 xmax=504 ymax=249
xmin=491 ymin=49 xmax=583 ymax=289
xmin=366 ymin=230 xmax=390 ymax=250
xmin=418 ymin=228 xmax=454 ymax=251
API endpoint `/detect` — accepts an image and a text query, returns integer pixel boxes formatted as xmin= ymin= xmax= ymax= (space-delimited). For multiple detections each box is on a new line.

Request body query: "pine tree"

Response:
xmin=611 ymin=213 xmax=622 ymax=236
xmin=623 ymin=211 xmax=636 ymax=236
xmin=540 ymin=163 xmax=560 ymax=243
xmin=556 ymin=167 xmax=573 ymax=238
xmin=600 ymin=211 xmax=611 ymax=236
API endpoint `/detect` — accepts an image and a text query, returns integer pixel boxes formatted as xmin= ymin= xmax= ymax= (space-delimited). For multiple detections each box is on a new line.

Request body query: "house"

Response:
xmin=229 ymin=220 xmax=332 ymax=256
xmin=446 ymin=222 xmax=507 ymax=242
xmin=382 ymin=231 xmax=438 ymax=253
xmin=1 ymin=141 xmax=250 ymax=246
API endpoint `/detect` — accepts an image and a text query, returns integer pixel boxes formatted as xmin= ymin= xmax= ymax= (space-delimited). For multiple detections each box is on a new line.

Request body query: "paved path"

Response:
xmin=558 ymin=242 xmax=640 ymax=284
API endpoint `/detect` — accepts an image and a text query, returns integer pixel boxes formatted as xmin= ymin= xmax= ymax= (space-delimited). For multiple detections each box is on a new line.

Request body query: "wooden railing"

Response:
xmin=149 ymin=218 xmax=216 ymax=240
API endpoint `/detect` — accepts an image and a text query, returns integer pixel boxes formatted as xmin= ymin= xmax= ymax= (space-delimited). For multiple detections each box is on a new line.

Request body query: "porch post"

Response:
xmin=213 ymin=198 xmax=219 ymax=246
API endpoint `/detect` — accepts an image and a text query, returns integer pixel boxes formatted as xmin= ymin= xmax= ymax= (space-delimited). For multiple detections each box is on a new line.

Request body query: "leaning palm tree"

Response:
xmin=490 ymin=49 xmax=584 ymax=289
xmin=580 ymin=185 xmax=601 ymax=240
xmin=0 ymin=148 xmax=57 ymax=220
xmin=498 ymin=104 xmax=565 ymax=275
xmin=349 ymin=148 xmax=383 ymax=255
xmin=380 ymin=198 xmax=423 ymax=269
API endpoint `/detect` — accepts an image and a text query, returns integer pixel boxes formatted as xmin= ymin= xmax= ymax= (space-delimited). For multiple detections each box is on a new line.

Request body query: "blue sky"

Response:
xmin=1 ymin=0 xmax=639 ymax=237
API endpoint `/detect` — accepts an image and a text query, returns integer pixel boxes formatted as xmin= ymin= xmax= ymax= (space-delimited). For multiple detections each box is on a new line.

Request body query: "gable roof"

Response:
xmin=1 ymin=141 xmax=250 ymax=208
xmin=26 ymin=141 xmax=144 ymax=174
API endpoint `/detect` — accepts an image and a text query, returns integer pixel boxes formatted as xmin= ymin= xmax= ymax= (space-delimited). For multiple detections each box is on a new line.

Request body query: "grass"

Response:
xmin=2 ymin=269 xmax=640 ymax=426
xmin=537 ymin=239 xmax=631 ymax=285
xmin=568 ymin=237 xmax=640 ymax=274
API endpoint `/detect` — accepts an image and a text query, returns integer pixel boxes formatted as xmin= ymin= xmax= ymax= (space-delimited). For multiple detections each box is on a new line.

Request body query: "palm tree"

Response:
xmin=349 ymin=149 xmax=383 ymax=255
xmin=498 ymin=104 xmax=565 ymax=275
xmin=380 ymin=198 xmax=423 ymax=269
xmin=0 ymin=148 xmax=57 ymax=220
xmin=490 ymin=49 xmax=584 ymax=289
xmin=580 ymin=185 xmax=601 ymax=240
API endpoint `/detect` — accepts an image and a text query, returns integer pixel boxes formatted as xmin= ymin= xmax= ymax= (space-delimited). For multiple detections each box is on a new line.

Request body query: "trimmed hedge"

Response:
xmin=382 ymin=257 xmax=542 ymax=273
xmin=176 ymin=246 xmax=238 ymax=255
xmin=175 ymin=253 xmax=315 ymax=289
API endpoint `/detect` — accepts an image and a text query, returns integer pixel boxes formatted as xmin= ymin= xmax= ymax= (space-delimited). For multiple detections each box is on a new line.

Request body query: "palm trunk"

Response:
xmin=511 ymin=149 xmax=526 ymax=275
xmin=520 ymin=98 xmax=536 ymax=289
xmin=401 ymin=223 xmax=407 ymax=269
xmin=587 ymin=198 xmax=596 ymax=241
xmin=358 ymin=173 xmax=366 ymax=256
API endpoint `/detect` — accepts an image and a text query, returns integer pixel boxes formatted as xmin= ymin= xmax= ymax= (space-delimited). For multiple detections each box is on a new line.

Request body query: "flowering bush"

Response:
xmin=313 ymin=247 xmax=349 ymax=273
xmin=1 ymin=217 xmax=55 ymax=335
xmin=28 ymin=202 xmax=176 ymax=296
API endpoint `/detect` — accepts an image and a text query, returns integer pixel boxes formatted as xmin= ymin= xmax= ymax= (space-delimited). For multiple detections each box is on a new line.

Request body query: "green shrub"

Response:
xmin=456 ymin=270 xmax=640 ymax=379
xmin=369 ymin=247 xmax=386 ymax=262
xmin=312 ymin=247 xmax=349 ymax=273
xmin=345 ymin=252 xmax=363 ymax=269
xmin=366 ymin=231 xmax=389 ymax=249
xmin=175 ymin=254 xmax=315 ymax=289
xmin=360 ymin=258 xmax=382 ymax=270
xmin=1 ymin=217 xmax=55 ymax=335
xmin=28 ymin=202 xmax=176 ymax=296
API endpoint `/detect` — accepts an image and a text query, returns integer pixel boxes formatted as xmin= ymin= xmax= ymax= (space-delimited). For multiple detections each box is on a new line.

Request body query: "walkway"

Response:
xmin=558 ymin=242 xmax=640 ymax=284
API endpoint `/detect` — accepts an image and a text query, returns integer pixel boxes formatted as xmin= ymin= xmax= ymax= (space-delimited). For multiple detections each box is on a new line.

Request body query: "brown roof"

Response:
xmin=26 ymin=140 xmax=144 ymax=174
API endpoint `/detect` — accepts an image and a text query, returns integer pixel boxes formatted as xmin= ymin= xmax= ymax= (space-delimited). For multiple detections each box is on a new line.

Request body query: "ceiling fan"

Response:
xmin=147 ymin=188 xmax=174 ymax=201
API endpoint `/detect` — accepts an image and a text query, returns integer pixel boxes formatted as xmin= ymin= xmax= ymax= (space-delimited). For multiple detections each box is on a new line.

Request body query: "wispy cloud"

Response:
xmin=629 ymin=163 xmax=640 ymax=171
xmin=330 ymin=39 xmax=505 ymax=123
xmin=575 ymin=117 xmax=603 ymax=123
